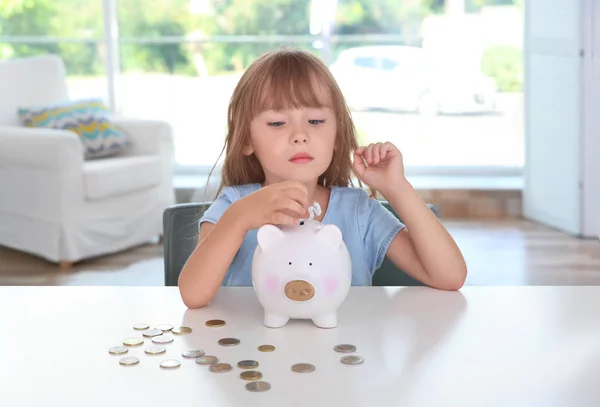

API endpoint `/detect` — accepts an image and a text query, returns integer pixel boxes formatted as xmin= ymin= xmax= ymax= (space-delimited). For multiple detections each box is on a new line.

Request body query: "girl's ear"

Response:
xmin=242 ymin=142 xmax=254 ymax=156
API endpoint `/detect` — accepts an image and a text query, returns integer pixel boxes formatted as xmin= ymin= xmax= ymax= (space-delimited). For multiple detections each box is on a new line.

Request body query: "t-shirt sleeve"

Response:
xmin=198 ymin=186 xmax=238 ymax=228
xmin=357 ymin=190 xmax=406 ymax=273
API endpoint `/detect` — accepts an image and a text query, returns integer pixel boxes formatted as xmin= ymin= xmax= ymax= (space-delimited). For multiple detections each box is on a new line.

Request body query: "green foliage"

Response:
xmin=481 ymin=45 xmax=522 ymax=92
xmin=0 ymin=0 xmax=522 ymax=85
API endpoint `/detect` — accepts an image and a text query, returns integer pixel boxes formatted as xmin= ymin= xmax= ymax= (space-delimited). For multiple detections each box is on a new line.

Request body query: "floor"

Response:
xmin=1 ymin=219 xmax=599 ymax=287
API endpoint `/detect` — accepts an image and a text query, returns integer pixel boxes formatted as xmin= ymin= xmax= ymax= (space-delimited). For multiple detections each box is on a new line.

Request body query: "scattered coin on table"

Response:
xmin=341 ymin=355 xmax=364 ymax=365
xmin=291 ymin=363 xmax=315 ymax=373
xmin=240 ymin=370 xmax=263 ymax=381
xmin=246 ymin=381 xmax=271 ymax=392
xmin=154 ymin=324 xmax=173 ymax=332
xmin=142 ymin=329 xmax=163 ymax=338
xmin=237 ymin=360 xmax=259 ymax=369
xmin=108 ymin=346 xmax=129 ymax=355
xmin=209 ymin=363 xmax=233 ymax=373
xmin=182 ymin=349 xmax=205 ymax=358
xmin=258 ymin=345 xmax=275 ymax=352
xmin=144 ymin=346 xmax=166 ymax=355
xmin=119 ymin=357 xmax=139 ymax=366
xmin=206 ymin=319 xmax=226 ymax=327
xmin=218 ymin=337 xmax=240 ymax=346
xmin=152 ymin=335 xmax=174 ymax=344
xmin=133 ymin=323 xmax=149 ymax=330
xmin=122 ymin=338 xmax=144 ymax=347
xmin=160 ymin=359 xmax=181 ymax=369
xmin=172 ymin=326 xmax=192 ymax=335
xmin=196 ymin=355 xmax=219 ymax=365
xmin=334 ymin=344 xmax=357 ymax=353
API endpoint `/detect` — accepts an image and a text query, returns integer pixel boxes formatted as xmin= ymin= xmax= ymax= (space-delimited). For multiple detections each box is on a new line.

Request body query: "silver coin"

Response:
xmin=182 ymin=349 xmax=205 ymax=358
xmin=160 ymin=359 xmax=181 ymax=369
xmin=108 ymin=346 xmax=129 ymax=355
xmin=133 ymin=323 xmax=149 ymax=330
xmin=341 ymin=355 xmax=364 ymax=365
xmin=144 ymin=345 xmax=167 ymax=355
xmin=209 ymin=363 xmax=233 ymax=373
xmin=246 ymin=381 xmax=271 ymax=392
xmin=195 ymin=355 xmax=218 ymax=365
xmin=119 ymin=356 xmax=139 ymax=366
xmin=218 ymin=337 xmax=240 ymax=347
xmin=152 ymin=335 xmax=174 ymax=344
xmin=291 ymin=363 xmax=315 ymax=373
xmin=142 ymin=329 xmax=163 ymax=338
xmin=237 ymin=360 xmax=259 ymax=369
xmin=334 ymin=344 xmax=357 ymax=353
xmin=154 ymin=324 xmax=174 ymax=332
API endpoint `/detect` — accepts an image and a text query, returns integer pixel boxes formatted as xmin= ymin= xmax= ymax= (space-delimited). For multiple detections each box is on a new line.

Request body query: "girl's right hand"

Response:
xmin=230 ymin=181 xmax=310 ymax=230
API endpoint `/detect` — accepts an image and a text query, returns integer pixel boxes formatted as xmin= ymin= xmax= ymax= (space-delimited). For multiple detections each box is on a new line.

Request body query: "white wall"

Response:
xmin=523 ymin=0 xmax=584 ymax=236
xmin=582 ymin=0 xmax=600 ymax=238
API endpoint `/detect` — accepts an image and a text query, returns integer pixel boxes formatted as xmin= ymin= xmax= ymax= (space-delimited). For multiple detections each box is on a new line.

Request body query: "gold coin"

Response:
xmin=334 ymin=344 xmax=357 ymax=353
xmin=209 ymin=363 xmax=233 ymax=373
xmin=108 ymin=346 xmax=129 ymax=355
xmin=122 ymin=338 xmax=144 ymax=347
xmin=246 ymin=381 xmax=271 ymax=392
xmin=172 ymin=326 xmax=192 ymax=335
xmin=144 ymin=346 xmax=166 ymax=355
xmin=237 ymin=360 xmax=259 ymax=369
xmin=154 ymin=324 xmax=174 ymax=332
xmin=195 ymin=355 xmax=218 ymax=365
xmin=291 ymin=363 xmax=315 ymax=373
xmin=218 ymin=337 xmax=240 ymax=346
xmin=142 ymin=329 xmax=163 ymax=338
xmin=206 ymin=319 xmax=226 ymax=327
xmin=160 ymin=359 xmax=181 ymax=369
xmin=341 ymin=355 xmax=364 ymax=365
xmin=119 ymin=356 xmax=139 ymax=366
xmin=152 ymin=335 xmax=174 ymax=344
xmin=182 ymin=349 xmax=205 ymax=358
xmin=258 ymin=345 xmax=275 ymax=352
xmin=133 ymin=323 xmax=149 ymax=330
xmin=240 ymin=370 xmax=263 ymax=381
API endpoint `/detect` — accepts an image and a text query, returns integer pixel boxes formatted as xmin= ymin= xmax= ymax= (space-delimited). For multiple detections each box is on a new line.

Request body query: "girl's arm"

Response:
xmin=178 ymin=202 xmax=249 ymax=308
xmin=382 ymin=179 xmax=468 ymax=290
xmin=178 ymin=181 xmax=309 ymax=308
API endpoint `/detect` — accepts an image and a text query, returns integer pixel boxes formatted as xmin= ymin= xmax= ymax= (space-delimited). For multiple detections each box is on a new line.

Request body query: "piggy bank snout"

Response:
xmin=284 ymin=280 xmax=315 ymax=302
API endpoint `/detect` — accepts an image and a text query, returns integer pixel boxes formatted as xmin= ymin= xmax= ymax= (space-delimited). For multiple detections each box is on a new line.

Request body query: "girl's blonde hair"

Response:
xmin=208 ymin=48 xmax=374 ymax=199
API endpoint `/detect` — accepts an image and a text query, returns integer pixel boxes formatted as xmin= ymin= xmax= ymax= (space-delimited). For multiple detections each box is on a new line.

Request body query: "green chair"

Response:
xmin=163 ymin=201 xmax=437 ymax=287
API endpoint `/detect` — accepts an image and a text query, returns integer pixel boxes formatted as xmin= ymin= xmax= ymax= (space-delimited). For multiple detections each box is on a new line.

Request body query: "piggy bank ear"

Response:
xmin=257 ymin=225 xmax=285 ymax=250
xmin=316 ymin=224 xmax=343 ymax=248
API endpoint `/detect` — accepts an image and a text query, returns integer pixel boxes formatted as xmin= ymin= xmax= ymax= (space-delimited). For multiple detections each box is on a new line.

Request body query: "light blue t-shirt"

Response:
xmin=198 ymin=183 xmax=406 ymax=286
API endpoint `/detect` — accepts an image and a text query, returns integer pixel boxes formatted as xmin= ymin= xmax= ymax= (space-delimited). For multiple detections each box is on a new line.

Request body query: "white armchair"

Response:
xmin=0 ymin=54 xmax=175 ymax=267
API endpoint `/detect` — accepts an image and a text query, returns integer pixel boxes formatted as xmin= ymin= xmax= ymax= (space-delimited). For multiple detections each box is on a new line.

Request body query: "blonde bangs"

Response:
xmin=246 ymin=52 xmax=333 ymax=118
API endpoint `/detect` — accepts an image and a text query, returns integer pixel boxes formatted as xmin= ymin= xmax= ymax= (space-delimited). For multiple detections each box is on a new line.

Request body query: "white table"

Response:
xmin=1 ymin=286 xmax=599 ymax=407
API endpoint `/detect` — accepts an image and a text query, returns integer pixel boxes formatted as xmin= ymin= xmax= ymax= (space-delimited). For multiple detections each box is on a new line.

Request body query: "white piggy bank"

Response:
xmin=251 ymin=219 xmax=352 ymax=329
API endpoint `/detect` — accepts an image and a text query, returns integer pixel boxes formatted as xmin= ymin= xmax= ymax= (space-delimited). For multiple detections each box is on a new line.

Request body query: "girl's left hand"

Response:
xmin=352 ymin=141 xmax=406 ymax=195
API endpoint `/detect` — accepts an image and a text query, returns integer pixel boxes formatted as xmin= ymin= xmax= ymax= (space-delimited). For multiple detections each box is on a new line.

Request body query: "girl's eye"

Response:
xmin=267 ymin=121 xmax=285 ymax=127
xmin=309 ymin=119 xmax=325 ymax=125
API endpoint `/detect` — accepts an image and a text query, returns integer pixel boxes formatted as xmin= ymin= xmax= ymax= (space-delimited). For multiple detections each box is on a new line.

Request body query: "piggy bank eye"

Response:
xmin=309 ymin=262 xmax=312 ymax=266
xmin=299 ymin=221 xmax=304 ymax=226
xmin=288 ymin=262 xmax=292 ymax=265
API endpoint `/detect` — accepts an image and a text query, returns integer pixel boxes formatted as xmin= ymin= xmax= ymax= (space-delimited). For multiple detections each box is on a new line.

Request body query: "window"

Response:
xmin=1 ymin=0 xmax=523 ymax=173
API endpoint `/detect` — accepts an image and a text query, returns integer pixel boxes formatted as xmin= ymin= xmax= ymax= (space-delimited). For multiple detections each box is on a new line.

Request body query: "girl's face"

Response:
xmin=246 ymin=100 xmax=337 ymax=186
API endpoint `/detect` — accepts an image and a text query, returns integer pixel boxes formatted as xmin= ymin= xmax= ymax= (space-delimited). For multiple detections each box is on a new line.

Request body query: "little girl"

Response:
xmin=179 ymin=49 xmax=467 ymax=308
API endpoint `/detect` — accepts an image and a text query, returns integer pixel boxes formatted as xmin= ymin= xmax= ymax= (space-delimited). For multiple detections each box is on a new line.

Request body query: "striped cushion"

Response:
xmin=18 ymin=99 xmax=129 ymax=159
